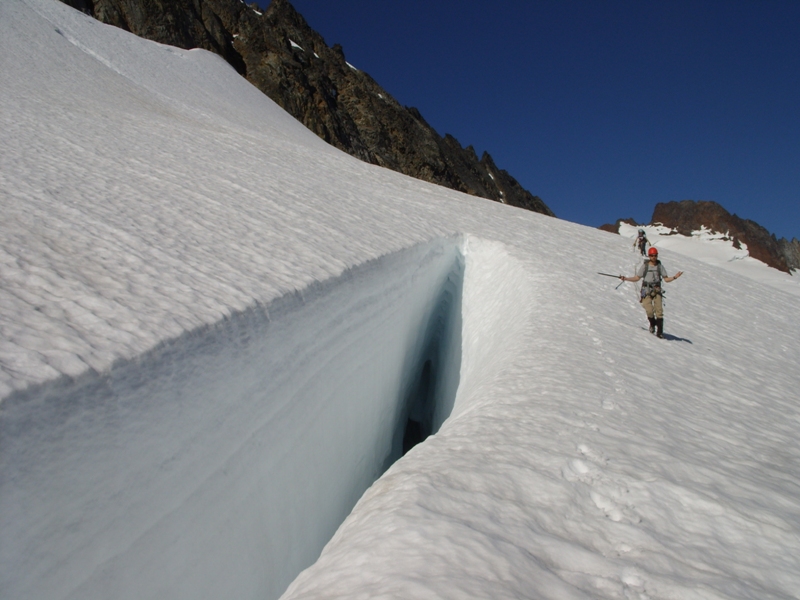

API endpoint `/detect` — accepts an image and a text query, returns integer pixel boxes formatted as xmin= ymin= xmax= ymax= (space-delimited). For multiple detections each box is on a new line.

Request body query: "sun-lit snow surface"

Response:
xmin=620 ymin=223 xmax=800 ymax=297
xmin=2 ymin=1 xmax=800 ymax=599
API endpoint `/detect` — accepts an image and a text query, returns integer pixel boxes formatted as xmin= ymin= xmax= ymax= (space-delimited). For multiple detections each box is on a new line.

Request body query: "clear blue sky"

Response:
xmin=274 ymin=0 xmax=799 ymax=240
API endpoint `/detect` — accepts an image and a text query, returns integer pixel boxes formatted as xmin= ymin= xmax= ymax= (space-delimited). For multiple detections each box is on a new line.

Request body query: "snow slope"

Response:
xmin=1 ymin=1 xmax=799 ymax=599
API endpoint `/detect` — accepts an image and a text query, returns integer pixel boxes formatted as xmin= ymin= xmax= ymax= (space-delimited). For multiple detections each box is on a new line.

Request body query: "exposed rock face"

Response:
xmin=60 ymin=0 xmax=554 ymax=216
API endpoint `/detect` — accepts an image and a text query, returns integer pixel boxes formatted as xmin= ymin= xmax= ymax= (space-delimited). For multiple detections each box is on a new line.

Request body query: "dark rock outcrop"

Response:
xmin=60 ymin=0 xmax=553 ymax=216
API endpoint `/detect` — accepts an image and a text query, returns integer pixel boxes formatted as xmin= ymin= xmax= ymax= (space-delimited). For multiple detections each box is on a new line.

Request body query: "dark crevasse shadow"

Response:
xmin=402 ymin=359 xmax=433 ymax=455
xmin=398 ymin=262 xmax=463 ymax=460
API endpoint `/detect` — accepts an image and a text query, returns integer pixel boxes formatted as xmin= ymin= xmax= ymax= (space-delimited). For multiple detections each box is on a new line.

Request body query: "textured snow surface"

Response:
xmin=2 ymin=1 xmax=800 ymax=599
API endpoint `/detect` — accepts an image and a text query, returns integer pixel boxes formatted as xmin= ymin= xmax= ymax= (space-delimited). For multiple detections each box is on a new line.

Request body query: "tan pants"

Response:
xmin=641 ymin=291 xmax=663 ymax=319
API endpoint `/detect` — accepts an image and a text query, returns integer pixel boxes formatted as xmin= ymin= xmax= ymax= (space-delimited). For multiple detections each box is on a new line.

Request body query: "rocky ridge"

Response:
xmin=60 ymin=0 xmax=553 ymax=216
xmin=601 ymin=200 xmax=799 ymax=274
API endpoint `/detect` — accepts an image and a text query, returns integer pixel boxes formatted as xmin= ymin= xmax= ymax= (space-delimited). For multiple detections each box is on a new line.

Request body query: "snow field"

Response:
xmin=2 ymin=1 xmax=800 ymax=599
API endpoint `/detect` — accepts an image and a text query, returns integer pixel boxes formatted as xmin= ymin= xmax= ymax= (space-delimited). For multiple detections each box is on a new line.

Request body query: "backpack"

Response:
xmin=640 ymin=260 xmax=664 ymax=297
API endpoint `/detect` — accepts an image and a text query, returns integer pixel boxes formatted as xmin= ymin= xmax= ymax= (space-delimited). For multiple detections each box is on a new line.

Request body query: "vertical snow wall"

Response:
xmin=0 ymin=235 xmax=530 ymax=600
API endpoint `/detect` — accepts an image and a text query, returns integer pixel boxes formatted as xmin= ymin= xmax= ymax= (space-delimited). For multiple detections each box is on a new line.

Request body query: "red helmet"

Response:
xmin=648 ymin=247 xmax=658 ymax=256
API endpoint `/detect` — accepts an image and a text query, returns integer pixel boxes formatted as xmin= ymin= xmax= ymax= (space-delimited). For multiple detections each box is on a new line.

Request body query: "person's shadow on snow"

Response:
xmin=662 ymin=333 xmax=692 ymax=343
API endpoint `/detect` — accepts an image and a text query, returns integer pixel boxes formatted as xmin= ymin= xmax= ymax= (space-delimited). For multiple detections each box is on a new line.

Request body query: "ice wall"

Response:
xmin=0 ymin=238 xmax=464 ymax=600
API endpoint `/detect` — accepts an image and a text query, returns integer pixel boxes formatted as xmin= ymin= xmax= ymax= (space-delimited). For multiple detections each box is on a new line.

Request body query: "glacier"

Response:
xmin=2 ymin=1 xmax=800 ymax=599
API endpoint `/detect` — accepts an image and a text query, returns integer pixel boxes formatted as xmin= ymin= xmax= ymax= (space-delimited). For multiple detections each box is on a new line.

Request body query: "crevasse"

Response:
xmin=0 ymin=235 xmax=531 ymax=600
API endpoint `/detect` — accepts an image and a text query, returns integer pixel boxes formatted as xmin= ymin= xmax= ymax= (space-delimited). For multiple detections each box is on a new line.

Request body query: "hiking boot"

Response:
xmin=656 ymin=318 xmax=664 ymax=338
xmin=648 ymin=317 xmax=656 ymax=334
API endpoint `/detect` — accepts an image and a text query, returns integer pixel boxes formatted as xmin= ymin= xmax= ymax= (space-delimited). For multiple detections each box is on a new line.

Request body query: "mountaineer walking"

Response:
xmin=620 ymin=247 xmax=683 ymax=338
xmin=633 ymin=229 xmax=650 ymax=256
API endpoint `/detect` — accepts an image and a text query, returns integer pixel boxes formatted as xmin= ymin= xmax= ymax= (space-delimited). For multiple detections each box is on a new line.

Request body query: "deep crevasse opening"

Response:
xmin=0 ymin=235 xmax=532 ymax=600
